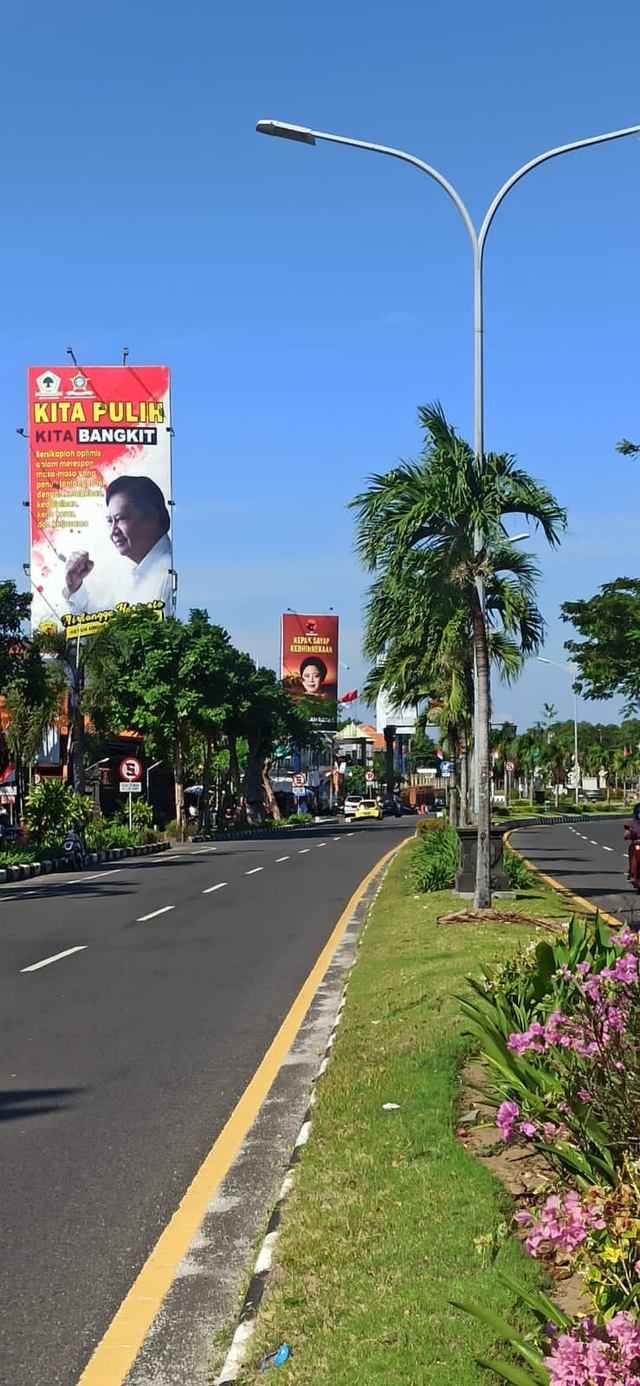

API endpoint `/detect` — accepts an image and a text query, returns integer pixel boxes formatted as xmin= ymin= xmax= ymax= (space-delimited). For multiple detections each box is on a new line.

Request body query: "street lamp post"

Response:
xmin=538 ymin=657 xmax=580 ymax=804
xmin=257 ymin=116 xmax=640 ymax=905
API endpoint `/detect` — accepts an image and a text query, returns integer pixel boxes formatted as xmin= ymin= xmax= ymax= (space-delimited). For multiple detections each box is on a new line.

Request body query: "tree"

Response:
xmin=350 ymin=402 xmax=566 ymax=907
xmin=561 ymin=579 xmax=640 ymax=711
xmin=3 ymin=645 xmax=65 ymax=815
xmin=0 ymin=580 xmax=31 ymax=692
xmin=84 ymin=610 xmax=198 ymax=832
xmin=34 ymin=628 xmax=86 ymax=792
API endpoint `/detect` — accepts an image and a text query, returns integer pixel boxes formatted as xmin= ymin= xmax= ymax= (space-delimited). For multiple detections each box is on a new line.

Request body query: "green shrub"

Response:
xmin=503 ymin=846 xmax=534 ymax=889
xmin=25 ymin=782 xmax=89 ymax=849
xmin=415 ymin=815 xmax=450 ymax=838
xmin=411 ymin=823 xmax=459 ymax=891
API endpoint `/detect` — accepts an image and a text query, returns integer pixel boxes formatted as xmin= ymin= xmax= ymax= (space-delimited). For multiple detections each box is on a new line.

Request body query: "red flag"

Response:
xmin=340 ymin=689 xmax=358 ymax=703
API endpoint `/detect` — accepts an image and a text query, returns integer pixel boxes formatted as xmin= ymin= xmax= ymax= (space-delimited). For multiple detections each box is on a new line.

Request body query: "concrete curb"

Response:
xmin=213 ymin=853 xmax=396 ymax=1385
xmin=0 ymin=840 xmax=170 ymax=885
xmin=496 ymin=811 xmax=627 ymax=830
xmin=191 ymin=821 xmax=341 ymax=844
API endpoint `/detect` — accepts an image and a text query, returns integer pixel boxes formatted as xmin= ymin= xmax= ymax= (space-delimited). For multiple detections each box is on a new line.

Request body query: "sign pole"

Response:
xmin=129 ymin=787 xmax=132 ymax=832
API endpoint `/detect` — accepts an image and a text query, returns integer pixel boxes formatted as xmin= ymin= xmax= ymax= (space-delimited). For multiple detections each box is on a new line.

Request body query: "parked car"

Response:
xmin=354 ymin=798 xmax=383 ymax=821
xmin=343 ymin=794 xmax=363 ymax=819
xmin=380 ymin=796 xmax=401 ymax=818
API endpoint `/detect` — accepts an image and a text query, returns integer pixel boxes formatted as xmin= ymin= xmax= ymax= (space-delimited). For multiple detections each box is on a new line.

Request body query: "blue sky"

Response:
xmin=2 ymin=0 xmax=639 ymax=732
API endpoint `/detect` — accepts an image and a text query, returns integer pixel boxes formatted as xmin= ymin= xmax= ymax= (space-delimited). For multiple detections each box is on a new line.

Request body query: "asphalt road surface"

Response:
xmin=1 ymin=818 xmax=413 ymax=1386
xmin=511 ymin=815 xmax=640 ymax=927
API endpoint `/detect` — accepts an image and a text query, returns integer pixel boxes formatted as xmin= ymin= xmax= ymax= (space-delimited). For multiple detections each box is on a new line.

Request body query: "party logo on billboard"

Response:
xmin=281 ymin=613 xmax=339 ymax=729
xmin=27 ymin=364 xmax=173 ymax=639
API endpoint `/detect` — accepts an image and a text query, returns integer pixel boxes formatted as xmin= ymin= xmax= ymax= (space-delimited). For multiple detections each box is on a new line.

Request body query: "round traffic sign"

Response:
xmin=291 ymin=772 xmax=306 ymax=789
xmin=119 ymin=756 xmax=142 ymax=781
xmin=33 ymin=773 xmax=42 ymax=785
xmin=365 ymin=770 xmax=375 ymax=783
xmin=506 ymin=759 xmax=515 ymax=773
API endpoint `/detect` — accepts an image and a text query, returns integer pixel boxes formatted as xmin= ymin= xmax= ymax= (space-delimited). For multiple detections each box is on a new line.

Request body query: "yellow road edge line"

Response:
xmin=504 ymin=827 xmax=623 ymax=931
xmin=75 ymin=840 xmax=403 ymax=1386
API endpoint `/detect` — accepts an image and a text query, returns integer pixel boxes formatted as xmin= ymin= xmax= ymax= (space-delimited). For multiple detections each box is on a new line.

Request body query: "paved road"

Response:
xmin=1 ymin=819 xmax=413 ymax=1386
xmin=510 ymin=815 xmax=640 ymax=928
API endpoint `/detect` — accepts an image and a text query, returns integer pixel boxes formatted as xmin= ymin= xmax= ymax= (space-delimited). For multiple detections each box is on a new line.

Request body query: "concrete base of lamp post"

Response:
xmin=453 ymin=826 xmax=514 ymax=897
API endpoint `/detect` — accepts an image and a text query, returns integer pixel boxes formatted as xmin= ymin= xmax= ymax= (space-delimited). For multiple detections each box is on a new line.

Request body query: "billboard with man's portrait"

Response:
xmin=27 ymin=364 xmax=173 ymax=639
xmin=281 ymin=613 xmax=339 ymax=728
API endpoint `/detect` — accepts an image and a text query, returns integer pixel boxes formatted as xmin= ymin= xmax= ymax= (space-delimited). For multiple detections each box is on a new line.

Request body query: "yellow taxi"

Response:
xmin=353 ymin=797 xmax=382 ymax=822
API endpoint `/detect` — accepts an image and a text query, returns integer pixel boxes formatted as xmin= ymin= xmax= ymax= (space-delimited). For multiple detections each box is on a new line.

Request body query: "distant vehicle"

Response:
xmin=585 ymin=789 xmax=605 ymax=802
xmin=343 ymin=794 xmax=363 ymax=819
xmin=380 ymin=796 xmax=401 ymax=818
xmin=399 ymin=800 xmax=417 ymax=815
xmin=354 ymin=798 xmax=382 ymax=821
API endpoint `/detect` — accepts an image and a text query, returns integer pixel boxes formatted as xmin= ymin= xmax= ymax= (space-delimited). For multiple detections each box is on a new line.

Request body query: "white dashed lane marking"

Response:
xmin=202 ymin=882 xmax=227 ymax=894
xmin=298 ymin=849 xmax=310 ymax=855
xmin=245 ymin=867 xmax=264 ymax=876
xmin=21 ymin=946 xmax=87 ymax=973
xmin=275 ymin=856 xmax=289 ymax=863
xmin=137 ymin=905 xmax=175 ymax=922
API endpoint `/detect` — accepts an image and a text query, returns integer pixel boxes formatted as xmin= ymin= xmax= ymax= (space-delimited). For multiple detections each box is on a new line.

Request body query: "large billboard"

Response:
xmin=375 ymin=688 xmax=418 ymax=735
xmin=281 ymin=613 xmax=339 ymax=728
xmin=28 ymin=365 xmax=173 ymax=639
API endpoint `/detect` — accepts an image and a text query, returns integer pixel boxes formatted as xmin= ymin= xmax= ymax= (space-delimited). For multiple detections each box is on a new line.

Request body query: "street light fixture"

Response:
xmin=257 ymin=115 xmax=640 ymax=903
xmin=538 ymin=657 xmax=580 ymax=804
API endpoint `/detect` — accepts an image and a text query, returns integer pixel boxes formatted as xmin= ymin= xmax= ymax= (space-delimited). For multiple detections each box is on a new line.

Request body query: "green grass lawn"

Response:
xmin=224 ymin=846 xmax=576 ymax=1385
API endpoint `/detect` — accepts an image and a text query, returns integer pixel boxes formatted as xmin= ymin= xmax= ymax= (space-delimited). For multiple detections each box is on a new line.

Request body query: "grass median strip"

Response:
xmin=228 ymin=841 xmax=574 ymax=1384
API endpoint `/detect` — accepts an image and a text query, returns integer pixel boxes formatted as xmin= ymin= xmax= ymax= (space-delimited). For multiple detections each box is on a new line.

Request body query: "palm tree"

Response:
xmin=350 ymin=402 xmax=566 ymax=909
xmin=34 ymin=628 xmax=85 ymax=792
xmin=4 ymin=644 xmax=66 ymax=815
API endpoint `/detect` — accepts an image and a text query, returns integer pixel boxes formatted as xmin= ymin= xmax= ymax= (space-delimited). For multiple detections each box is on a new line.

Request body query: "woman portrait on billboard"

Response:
xmin=299 ymin=656 xmax=328 ymax=697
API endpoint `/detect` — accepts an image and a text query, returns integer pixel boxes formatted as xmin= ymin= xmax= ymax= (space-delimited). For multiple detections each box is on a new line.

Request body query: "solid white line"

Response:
xmin=298 ymin=849 xmax=310 ymax=855
xmin=21 ymin=946 xmax=87 ymax=973
xmin=193 ymin=847 xmax=218 ymax=854
xmin=137 ymin=905 xmax=175 ymax=921
xmin=245 ymin=867 xmax=264 ymax=875
xmin=202 ymin=882 xmax=227 ymax=894
xmin=275 ymin=856 xmax=289 ymax=862
xmin=72 ymin=869 xmax=122 ymax=883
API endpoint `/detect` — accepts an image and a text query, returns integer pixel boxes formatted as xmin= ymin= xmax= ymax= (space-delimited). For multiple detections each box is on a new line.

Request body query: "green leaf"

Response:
xmin=497 ymin=1272 xmax=570 ymax=1329
xmin=475 ymin=1355 xmax=548 ymax=1386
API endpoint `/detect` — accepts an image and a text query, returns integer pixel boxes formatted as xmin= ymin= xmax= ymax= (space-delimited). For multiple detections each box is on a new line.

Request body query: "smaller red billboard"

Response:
xmin=281 ymin=613 xmax=339 ymax=704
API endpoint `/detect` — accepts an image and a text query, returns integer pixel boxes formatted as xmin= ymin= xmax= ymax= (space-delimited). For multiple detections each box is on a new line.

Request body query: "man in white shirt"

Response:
xmin=63 ymin=475 xmax=173 ymax=617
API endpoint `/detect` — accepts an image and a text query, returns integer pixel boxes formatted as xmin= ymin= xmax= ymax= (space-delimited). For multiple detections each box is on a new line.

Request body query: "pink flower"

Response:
xmin=496 ymin=1100 xmax=519 ymax=1144
xmin=518 ymin=1120 xmax=537 ymax=1138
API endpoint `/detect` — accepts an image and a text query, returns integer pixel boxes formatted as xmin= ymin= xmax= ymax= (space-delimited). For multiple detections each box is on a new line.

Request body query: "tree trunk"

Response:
xmin=459 ymin=722 xmax=470 ymax=826
xmin=447 ymin=723 xmax=458 ymax=828
xmin=262 ymin=756 xmax=281 ymax=821
xmin=173 ymin=737 xmax=186 ymax=839
xmin=471 ymin=589 xmax=491 ymax=910
xmin=227 ymin=731 xmax=241 ymax=799
xmin=201 ymin=740 xmax=212 ymax=830
xmin=243 ymin=728 xmax=267 ymax=824
xmin=384 ymin=725 xmax=395 ymax=796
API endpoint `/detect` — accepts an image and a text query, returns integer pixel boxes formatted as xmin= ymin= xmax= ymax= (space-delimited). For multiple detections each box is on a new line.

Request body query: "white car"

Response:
xmin=342 ymin=795 xmax=363 ymax=819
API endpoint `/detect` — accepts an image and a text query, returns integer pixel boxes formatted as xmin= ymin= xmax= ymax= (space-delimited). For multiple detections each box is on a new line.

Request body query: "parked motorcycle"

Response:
xmin=61 ymin=827 xmax=86 ymax=871
xmin=624 ymin=830 xmax=640 ymax=892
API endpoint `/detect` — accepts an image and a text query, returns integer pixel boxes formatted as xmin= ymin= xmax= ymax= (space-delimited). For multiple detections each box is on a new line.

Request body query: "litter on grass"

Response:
xmin=382 ymin=1102 xmax=401 ymax=1110
xmin=260 ymin=1343 xmax=290 ymax=1370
